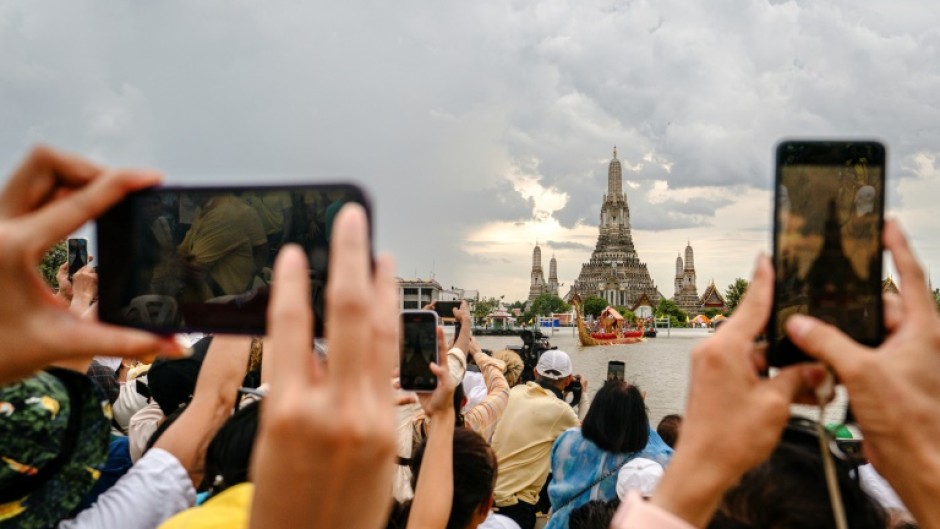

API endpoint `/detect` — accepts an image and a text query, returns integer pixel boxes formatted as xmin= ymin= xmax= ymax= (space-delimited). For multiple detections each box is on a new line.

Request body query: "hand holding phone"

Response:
xmin=768 ymin=141 xmax=885 ymax=367
xmin=400 ymin=310 xmax=440 ymax=392
xmin=96 ymin=183 xmax=372 ymax=335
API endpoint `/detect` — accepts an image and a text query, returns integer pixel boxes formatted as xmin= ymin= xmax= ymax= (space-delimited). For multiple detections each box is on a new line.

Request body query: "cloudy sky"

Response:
xmin=2 ymin=0 xmax=938 ymax=302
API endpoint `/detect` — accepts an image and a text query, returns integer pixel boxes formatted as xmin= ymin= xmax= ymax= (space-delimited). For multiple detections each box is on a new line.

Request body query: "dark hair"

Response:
xmin=581 ymin=380 xmax=649 ymax=453
xmin=714 ymin=440 xmax=886 ymax=529
xmin=569 ymin=499 xmax=621 ymax=529
xmin=199 ymin=400 xmax=260 ymax=496
xmin=408 ymin=427 xmax=497 ymax=529
xmin=656 ymin=414 xmax=682 ymax=448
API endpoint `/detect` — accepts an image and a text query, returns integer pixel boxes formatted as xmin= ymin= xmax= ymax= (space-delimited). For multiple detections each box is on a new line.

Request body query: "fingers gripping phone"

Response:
xmin=768 ymin=141 xmax=886 ymax=367
xmin=400 ymin=310 xmax=440 ymax=392
xmin=607 ymin=360 xmax=625 ymax=382
xmin=67 ymin=238 xmax=88 ymax=280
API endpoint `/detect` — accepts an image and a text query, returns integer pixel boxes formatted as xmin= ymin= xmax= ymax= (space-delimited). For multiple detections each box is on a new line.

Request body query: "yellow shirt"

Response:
xmin=243 ymin=192 xmax=292 ymax=236
xmin=159 ymin=483 xmax=252 ymax=529
xmin=491 ymin=382 xmax=579 ymax=507
xmin=179 ymin=195 xmax=267 ymax=295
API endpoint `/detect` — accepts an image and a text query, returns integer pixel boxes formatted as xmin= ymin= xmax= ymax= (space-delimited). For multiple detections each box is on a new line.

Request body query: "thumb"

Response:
xmin=786 ymin=315 xmax=868 ymax=378
xmin=56 ymin=316 xmax=185 ymax=361
xmin=764 ymin=363 xmax=828 ymax=406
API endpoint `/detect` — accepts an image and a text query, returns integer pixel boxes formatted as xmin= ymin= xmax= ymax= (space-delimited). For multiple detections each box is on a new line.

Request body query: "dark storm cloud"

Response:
xmin=1 ymin=0 xmax=938 ymax=299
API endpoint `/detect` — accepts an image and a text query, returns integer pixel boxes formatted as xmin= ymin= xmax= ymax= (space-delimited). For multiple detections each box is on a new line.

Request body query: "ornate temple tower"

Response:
xmin=548 ymin=254 xmax=559 ymax=296
xmin=528 ymin=242 xmax=547 ymax=301
xmin=572 ymin=147 xmax=662 ymax=307
xmin=674 ymin=241 xmax=700 ymax=314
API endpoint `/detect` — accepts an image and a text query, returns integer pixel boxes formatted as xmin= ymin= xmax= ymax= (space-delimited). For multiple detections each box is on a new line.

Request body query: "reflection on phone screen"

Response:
xmin=97 ymin=184 xmax=369 ymax=336
xmin=400 ymin=313 xmax=438 ymax=390
xmin=772 ymin=142 xmax=884 ymax=364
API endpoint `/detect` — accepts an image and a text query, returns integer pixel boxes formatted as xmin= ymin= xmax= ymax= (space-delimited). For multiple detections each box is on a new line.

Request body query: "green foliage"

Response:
xmin=934 ymin=288 xmax=940 ymax=312
xmin=702 ymin=307 xmax=725 ymax=319
xmin=529 ymin=293 xmax=568 ymax=317
xmin=508 ymin=300 xmax=527 ymax=310
xmin=40 ymin=240 xmax=67 ymax=289
xmin=724 ymin=278 xmax=750 ymax=312
xmin=654 ymin=298 xmax=688 ymax=327
xmin=614 ymin=306 xmax=636 ymax=322
xmin=473 ymin=297 xmax=501 ymax=326
xmin=582 ymin=296 xmax=607 ymax=318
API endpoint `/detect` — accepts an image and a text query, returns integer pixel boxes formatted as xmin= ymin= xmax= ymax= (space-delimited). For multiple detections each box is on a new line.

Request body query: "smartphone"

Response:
xmin=768 ymin=141 xmax=885 ymax=367
xmin=67 ymin=238 xmax=88 ymax=280
xmin=400 ymin=310 xmax=439 ymax=392
xmin=607 ymin=360 xmax=625 ymax=382
xmin=96 ymin=183 xmax=371 ymax=336
xmin=432 ymin=301 xmax=462 ymax=319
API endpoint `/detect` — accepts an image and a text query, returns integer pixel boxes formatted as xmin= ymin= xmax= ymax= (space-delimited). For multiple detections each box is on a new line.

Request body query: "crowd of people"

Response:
xmin=0 ymin=145 xmax=938 ymax=529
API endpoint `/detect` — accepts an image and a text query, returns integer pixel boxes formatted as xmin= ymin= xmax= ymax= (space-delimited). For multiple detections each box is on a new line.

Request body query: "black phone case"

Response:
xmin=767 ymin=141 xmax=886 ymax=368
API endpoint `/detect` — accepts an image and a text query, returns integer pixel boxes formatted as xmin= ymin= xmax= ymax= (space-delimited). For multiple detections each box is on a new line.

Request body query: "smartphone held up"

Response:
xmin=399 ymin=310 xmax=440 ymax=392
xmin=768 ymin=140 xmax=886 ymax=367
xmin=96 ymin=183 xmax=371 ymax=336
xmin=67 ymin=238 xmax=88 ymax=280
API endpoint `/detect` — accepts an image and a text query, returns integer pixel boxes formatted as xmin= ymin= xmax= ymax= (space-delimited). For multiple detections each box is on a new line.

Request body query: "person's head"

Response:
xmin=710 ymin=420 xmax=886 ymax=529
xmin=410 ymin=428 xmax=497 ymax=529
xmin=569 ymin=499 xmax=621 ymax=529
xmin=492 ymin=349 xmax=524 ymax=387
xmin=534 ymin=349 xmax=573 ymax=390
xmin=0 ymin=369 xmax=110 ymax=529
xmin=200 ymin=400 xmax=260 ymax=497
xmin=656 ymin=414 xmax=683 ymax=448
xmin=581 ymin=380 xmax=649 ymax=454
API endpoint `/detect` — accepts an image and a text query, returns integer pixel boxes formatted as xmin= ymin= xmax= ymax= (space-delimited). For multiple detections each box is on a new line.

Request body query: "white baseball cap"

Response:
xmin=535 ymin=350 xmax=573 ymax=380
xmin=616 ymin=458 xmax=664 ymax=499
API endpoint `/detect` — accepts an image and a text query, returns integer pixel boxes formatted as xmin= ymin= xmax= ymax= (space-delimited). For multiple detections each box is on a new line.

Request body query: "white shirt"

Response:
xmin=58 ymin=448 xmax=195 ymax=529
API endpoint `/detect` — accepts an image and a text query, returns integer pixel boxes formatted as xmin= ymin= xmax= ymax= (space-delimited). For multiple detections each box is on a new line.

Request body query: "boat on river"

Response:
xmin=570 ymin=295 xmax=646 ymax=347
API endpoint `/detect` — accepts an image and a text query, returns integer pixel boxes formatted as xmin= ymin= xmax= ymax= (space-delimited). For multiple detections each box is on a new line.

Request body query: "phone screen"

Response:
xmin=433 ymin=301 xmax=462 ymax=319
xmin=400 ymin=310 xmax=439 ymax=392
xmin=607 ymin=360 xmax=625 ymax=382
xmin=67 ymin=238 xmax=88 ymax=279
xmin=96 ymin=183 xmax=371 ymax=336
xmin=768 ymin=141 xmax=885 ymax=367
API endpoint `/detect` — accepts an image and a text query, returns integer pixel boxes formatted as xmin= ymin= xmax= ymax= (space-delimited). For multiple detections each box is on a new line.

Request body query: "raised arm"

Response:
xmin=789 ymin=220 xmax=940 ymax=529
xmin=463 ymin=336 xmax=509 ymax=440
xmin=0 ymin=146 xmax=183 ymax=383
xmin=613 ymin=256 xmax=824 ymax=529
xmin=154 ymin=335 xmax=252 ymax=486
xmin=408 ymin=328 xmax=456 ymax=529
xmin=250 ymin=204 xmax=399 ymax=529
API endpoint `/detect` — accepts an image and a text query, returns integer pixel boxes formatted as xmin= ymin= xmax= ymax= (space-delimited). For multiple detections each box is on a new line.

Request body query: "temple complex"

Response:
xmin=570 ymin=148 xmax=663 ymax=308
xmin=673 ymin=242 xmax=700 ymax=314
xmin=528 ymin=243 xmax=559 ymax=301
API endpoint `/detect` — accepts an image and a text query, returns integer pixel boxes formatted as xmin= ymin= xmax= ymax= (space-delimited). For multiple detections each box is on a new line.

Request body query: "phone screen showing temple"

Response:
xmin=769 ymin=142 xmax=885 ymax=367
xmin=400 ymin=311 xmax=438 ymax=391
xmin=96 ymin=184 xmax=370 ymax=336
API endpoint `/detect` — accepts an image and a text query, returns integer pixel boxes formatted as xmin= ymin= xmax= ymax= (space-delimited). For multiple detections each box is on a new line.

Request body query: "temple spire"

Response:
xmin=613 ymin=146 xmax=617 ymax=159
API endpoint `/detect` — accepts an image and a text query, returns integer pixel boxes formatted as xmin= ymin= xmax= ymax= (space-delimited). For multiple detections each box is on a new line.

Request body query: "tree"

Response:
xmin=614 ymin=306 xmax=636 ymax=323
xmin=582 ymin=296 xmax=607 ymax=319
xmin=654 ymin=298 xmax=688 ymax=327
xmin=702 ymin=307 xmax=725 ymax=319
xmin=934 ymin=288 xmax=940 ymax=312
xmin=724 ymin=278 xmax=750 ymax=313
xmin=529 ymin=293 xmax=568 ymax=317
xmin=40 ymin=240 xmax=67 ymax=289
xmin=473 ymin=297 xmax=500 ymax=326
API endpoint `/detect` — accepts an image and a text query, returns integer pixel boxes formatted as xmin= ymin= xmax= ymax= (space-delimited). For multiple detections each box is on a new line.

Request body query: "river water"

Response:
xmin=475 ymin=327 xmax=849 ymax=426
